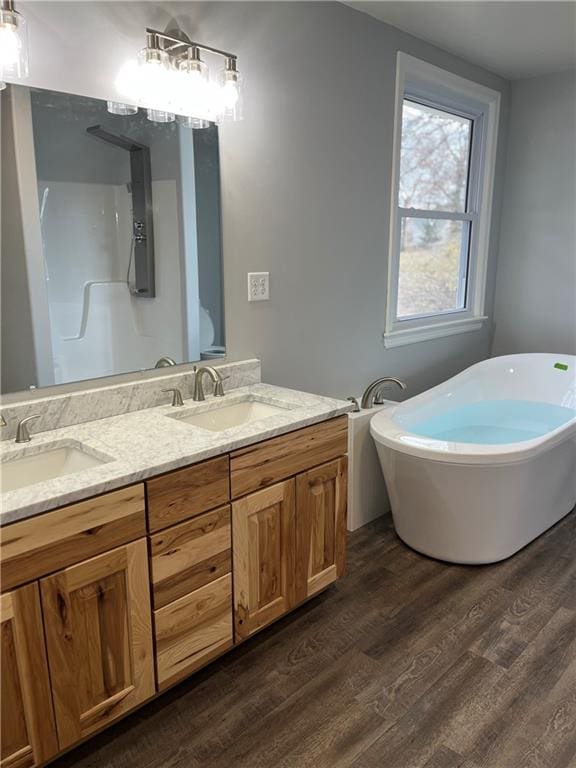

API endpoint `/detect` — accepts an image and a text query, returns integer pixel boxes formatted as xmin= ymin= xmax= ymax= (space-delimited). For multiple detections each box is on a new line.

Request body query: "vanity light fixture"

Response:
xmin=113 ymin=27 xmax=243 ymax=124
xmin=0 ymin=0 xmax=29 ymax=91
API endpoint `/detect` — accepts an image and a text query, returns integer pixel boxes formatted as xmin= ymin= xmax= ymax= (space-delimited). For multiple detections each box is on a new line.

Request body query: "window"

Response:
xmin=385 ymin=54 xmax=501 ymax=348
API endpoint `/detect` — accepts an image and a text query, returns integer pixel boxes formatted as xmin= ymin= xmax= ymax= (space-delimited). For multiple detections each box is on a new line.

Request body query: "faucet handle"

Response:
xmin=213 ymin=374 xmax=229 ymax=397
xmin=162 ymin=388 xmax=184 ymax=407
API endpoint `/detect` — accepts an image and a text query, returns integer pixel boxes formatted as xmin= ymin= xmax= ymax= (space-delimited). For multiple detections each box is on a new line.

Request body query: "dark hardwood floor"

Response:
xmin=53 ymin=511 xmax=576 ymax=768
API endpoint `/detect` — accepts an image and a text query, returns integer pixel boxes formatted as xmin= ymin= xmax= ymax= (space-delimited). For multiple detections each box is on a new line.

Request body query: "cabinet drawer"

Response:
xmin=154 ymin=574 xmax=233 ymax=691
xmin=1 ymin=485 xmax=146 ymax=592
xmin=230 ymin=416 xmax=348 ymax=499
xmin=146 ymin=456 xmax=230 ymax=532
xmin=150 ymin=505 xmax=231 ymax=609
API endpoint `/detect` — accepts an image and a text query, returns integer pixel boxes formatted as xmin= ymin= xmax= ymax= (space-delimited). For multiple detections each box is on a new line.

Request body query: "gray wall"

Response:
xmin=492 ymin=69 xmax=576 ymax=356
xmin=13 ymin=1 xmax=510 ymax=399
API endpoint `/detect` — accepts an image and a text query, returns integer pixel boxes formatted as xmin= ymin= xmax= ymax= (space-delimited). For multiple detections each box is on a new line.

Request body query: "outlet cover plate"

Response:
xmin=248 ymin=272 xmax=270 ymax=301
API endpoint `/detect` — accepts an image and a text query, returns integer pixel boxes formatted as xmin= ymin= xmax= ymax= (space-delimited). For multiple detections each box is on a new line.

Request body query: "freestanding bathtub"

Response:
xmin=370 ymin=354 xmax=576 ymax=564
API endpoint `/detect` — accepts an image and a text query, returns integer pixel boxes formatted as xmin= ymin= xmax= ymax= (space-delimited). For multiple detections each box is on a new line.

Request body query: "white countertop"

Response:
xmin=0 ymin=384 xmax=351 ymax=525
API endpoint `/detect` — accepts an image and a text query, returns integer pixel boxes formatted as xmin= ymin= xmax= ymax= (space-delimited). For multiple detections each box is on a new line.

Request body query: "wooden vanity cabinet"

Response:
xmin=1 ymin=584 xmax=58 ymax=768
xmin=40 ymin=539 xmax=155 ymax=749
xmin=0 ymin=415 xmax=348 ymax=765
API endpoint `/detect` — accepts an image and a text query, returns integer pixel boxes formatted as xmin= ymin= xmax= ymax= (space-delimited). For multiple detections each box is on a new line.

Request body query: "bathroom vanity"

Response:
xmin=0 ymin=373 xmax=350 ymax=767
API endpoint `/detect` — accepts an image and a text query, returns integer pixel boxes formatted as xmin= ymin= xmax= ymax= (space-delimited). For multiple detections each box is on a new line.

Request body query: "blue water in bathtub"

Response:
xmin=407 ymin=400 xmax=575 ymax=444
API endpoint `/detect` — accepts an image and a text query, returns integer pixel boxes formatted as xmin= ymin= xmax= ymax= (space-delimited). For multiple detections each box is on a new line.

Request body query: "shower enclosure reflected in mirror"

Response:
xmin=0 ymin=85 xmax=225 ymax=395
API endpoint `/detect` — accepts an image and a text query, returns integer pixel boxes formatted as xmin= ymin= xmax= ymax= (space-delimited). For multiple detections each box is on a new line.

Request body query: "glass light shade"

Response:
xmin=217 ymin=64 xmax=243 ymax=123
xmin=138 ymin=46 xmax=175 ymax=112
xmin=115 ymin=60 xmax=143 ymax=103
xmin=0 ymin=7 xmax=28 ymax=81
xmin=147 ymin=109 xmax=175 ymax=123
xmin=177 ymin=52 xmax=210 ymax=119
xmin=107 ymin=101 xmax=138 ymax=116
xmin=177 ymin=114 xmax=210 ymax=129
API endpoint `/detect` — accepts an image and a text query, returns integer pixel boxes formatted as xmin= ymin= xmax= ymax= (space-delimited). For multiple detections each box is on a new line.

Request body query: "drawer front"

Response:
xmin=146 ymin=456 xmax=230 ymax=532
xmin=230 ymin=416 xmax=348 ymax=499
xmin=1 ymin=485 xmax=146 ymax=592
xmin=150 ymin=505 xmax=231 ymax=609
xmin=154 ymin=574 xmax=233 ymax=691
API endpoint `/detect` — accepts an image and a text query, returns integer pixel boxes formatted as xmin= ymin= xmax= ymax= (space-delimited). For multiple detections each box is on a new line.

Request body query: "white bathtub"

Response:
xmin=370 ymin=354 xmax=576 ymax=564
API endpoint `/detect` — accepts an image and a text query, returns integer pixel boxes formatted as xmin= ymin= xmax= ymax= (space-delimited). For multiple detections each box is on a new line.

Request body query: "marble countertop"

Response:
xmin=0 ymin=384 xmax=352 ymax=525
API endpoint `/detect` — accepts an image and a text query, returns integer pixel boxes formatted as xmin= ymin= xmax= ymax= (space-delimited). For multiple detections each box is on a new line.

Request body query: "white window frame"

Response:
xmin=384 ymin=53 xmax=501 ymax=348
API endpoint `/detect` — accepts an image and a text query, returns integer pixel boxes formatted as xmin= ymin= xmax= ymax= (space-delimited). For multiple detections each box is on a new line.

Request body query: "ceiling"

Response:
xmin=346 ymin=2 xmax=576 ymax=79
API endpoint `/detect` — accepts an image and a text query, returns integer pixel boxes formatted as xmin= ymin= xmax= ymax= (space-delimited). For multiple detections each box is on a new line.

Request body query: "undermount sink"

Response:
xmin=173 ymin=399 xmax=293 ymax=432
xmin=0 ymin=443 xmax=111 ymax=493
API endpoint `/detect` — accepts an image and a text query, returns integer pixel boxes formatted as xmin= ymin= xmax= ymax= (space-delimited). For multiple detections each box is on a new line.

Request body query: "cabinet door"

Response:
xmin=40 ymin=539 xmax=154 ymax=750
xmin=1 ymin=584 xmax=58 ymax=768
xmin=296 ymin=457 xmax=347 ymax=602
xmin=232 ymin=480 xmax=296 ymax=640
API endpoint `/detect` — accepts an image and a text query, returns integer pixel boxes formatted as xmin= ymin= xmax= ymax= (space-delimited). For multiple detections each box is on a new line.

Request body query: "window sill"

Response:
xmin=383 ymin=315 xmax=488 ymax=348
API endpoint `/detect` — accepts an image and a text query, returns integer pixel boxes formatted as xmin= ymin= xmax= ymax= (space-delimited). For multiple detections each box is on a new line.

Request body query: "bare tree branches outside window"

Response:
xmin=397 ymin=100 xmax=472 ymax=317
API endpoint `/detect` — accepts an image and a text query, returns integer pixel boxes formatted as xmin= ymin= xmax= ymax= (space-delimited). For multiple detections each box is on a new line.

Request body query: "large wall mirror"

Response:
xmin=1 ymin=85 xmax=225 ymax=396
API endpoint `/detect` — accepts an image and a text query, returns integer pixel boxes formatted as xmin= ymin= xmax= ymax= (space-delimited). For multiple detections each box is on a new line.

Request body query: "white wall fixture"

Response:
xmin=0 ymin=0 xmax=28 ymax=90
xmin=247 ymin=272 xmax=270 ymax=302
xmin=114 ymin=27 xmax=243 ymax=125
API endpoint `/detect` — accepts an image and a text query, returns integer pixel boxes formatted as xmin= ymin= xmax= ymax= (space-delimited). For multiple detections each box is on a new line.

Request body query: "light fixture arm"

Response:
xmin=145 ymin=27 xmax=237 ymax=64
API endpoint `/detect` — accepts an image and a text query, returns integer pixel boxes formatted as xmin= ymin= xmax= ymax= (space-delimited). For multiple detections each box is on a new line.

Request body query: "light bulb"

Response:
xmin=137 ymin=44 xmax=176 ymax=113
xmin=115 ymin=60 xmax=143 ymax=103
xmin=222 ymin=80 xmax=239 ymax=109
xmin=0 ymin=25 xmax=20 ymax=68
xmin=177 ymin=47 xmax=210 ymax=120
xmin=0 ymin=5 xmax=28 ymax=81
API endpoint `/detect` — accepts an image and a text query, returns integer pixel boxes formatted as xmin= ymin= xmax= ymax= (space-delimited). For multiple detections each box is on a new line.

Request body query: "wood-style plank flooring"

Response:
xmin=52 ymin=511 xmax=576 ymax=768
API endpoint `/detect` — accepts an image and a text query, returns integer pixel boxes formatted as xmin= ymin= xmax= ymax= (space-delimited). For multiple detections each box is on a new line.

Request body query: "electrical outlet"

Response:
xmin=248 ymin=272 xmax=270 ymax=301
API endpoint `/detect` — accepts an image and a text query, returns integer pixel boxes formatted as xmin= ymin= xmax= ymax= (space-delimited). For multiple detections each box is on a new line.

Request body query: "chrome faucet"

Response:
xmin=361 ymin=377 xmax=406 ymax=409
xmin=15 ymin=414 xmax=41 ymax=443
xmin=0 ymin=414 xmax=6 ymax=427
xmin=162 ymin=388 xmax=184 ymax=407
xmin=193 ymin=366 xmax=225 ymax=401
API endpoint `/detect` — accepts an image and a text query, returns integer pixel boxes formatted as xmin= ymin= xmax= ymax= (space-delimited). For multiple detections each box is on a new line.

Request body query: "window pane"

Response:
xmin=397 ymin=217 xmax=469 ymax=318
xmin=399 ymin=100 xmax=472 ymax=212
